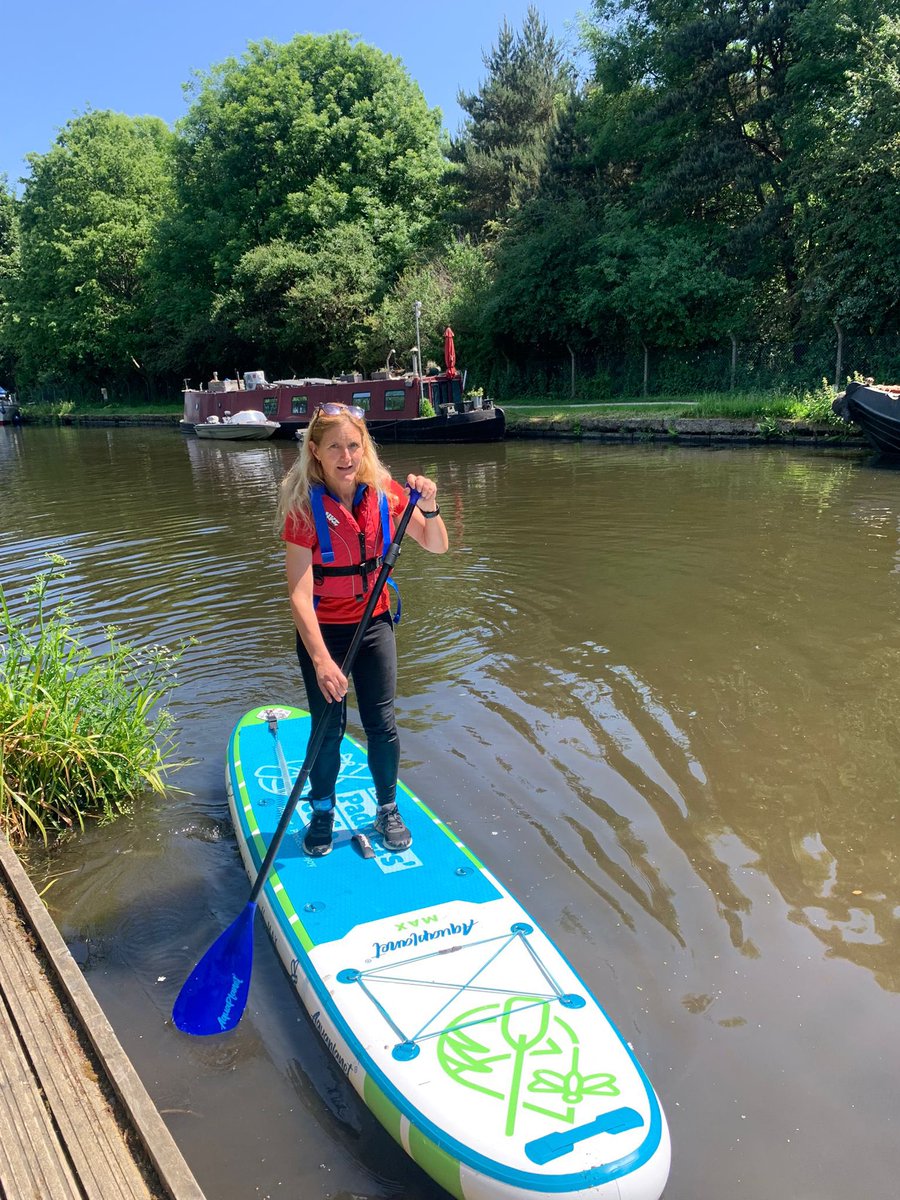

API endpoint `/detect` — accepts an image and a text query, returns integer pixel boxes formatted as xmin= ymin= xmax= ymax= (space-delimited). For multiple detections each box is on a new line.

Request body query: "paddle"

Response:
xmin=172 ymin=487 xmax=422 ymax=1036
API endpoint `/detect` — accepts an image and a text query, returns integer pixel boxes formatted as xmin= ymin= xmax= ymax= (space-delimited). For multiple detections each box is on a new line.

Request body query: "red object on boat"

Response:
xmin=444 ymin=326 xmax=457 ymax=377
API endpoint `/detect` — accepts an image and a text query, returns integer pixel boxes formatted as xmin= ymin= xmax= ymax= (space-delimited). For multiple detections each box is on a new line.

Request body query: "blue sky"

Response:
xmin=3 ymin=0 xmax=587 ymax=190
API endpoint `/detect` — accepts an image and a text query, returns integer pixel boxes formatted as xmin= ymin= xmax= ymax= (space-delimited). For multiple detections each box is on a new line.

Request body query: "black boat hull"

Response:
xmin=274 ymin=404 xmax=506 ymax=445
xmin=368 ymin=404 xmax=505 ymax=444
xmin=833 ymin=382 xmax=900 ymax=456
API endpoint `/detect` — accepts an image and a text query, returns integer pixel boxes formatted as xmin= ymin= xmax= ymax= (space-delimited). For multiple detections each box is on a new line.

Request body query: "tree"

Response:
xmin=451 ymin=6 xmax=574 ymax=235
xmin=216 ymin=226 xmax=381 ymax=373
xmin=795 ymin=14 xmax=900 ymax=333
xmin=10 ymin=112 xmax=174 ymax=388
xmin=580 ymin=0 xmax=900 ymax=340
xmin=578 ymin=208 xmax=750 ymax=349
xmin=0 ymin=177 xmax=20 ymax=383
xmin=149 ymin=33 xmax=450 ymax=375
xmin=483 ymin=194 xmax=597 ymax=352
xmin=362 ymin=238 xmax=492 ymax=372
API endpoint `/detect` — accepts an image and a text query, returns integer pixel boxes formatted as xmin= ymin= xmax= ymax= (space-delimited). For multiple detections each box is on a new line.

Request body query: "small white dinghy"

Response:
xmin=193 ymin=410 xmax=280 ymax=440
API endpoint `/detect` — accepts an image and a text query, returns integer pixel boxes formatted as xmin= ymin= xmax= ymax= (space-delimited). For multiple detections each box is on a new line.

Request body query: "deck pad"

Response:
xmin=227 ymin=706 xmax=670 ymax=1200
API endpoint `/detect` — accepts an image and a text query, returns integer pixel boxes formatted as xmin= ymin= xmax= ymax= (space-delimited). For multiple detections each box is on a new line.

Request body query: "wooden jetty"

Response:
xmin=0 ymin=835 xmax=206 ymax=1200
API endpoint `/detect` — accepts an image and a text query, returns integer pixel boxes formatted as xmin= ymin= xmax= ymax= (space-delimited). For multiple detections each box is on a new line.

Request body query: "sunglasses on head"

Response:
xmin=314 ymin=402 xmax=366 ymax=420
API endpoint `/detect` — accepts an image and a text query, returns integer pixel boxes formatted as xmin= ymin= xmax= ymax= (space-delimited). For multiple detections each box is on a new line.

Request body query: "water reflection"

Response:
xmin=3 ymin=428 xmax=900 ymax=1200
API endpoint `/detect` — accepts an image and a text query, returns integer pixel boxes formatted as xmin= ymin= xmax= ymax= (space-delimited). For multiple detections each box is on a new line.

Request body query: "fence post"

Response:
xmin=729 ymin=332 xmax=738 ymax=391
xmin=566 ymin=344 xmax=575 ymax=399
xmin=641 ymin=340 xmax=649 ymax=397
xmin=833 ymin=319 xmax=843 ymax=392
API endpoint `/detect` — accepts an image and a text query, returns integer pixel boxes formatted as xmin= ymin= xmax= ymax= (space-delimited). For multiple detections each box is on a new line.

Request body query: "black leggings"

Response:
xmin=295 ymin=611 xmax=399 ymax=807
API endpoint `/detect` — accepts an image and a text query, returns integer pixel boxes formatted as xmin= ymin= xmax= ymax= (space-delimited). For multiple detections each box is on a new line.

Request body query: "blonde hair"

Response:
xmin=276 ymin=408 xmax=391 ymax=533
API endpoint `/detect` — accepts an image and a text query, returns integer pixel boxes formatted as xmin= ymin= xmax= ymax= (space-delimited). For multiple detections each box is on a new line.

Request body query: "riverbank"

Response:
xmin=11 ymin=408 xmax=869 ymax=448
xmin=503 ymin=411 xmax=869 ymax=448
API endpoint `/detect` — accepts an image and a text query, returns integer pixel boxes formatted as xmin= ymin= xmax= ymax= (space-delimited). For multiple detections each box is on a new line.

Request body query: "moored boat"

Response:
xmin=181 ymin=330 xmax=505 ymax=444
xmin=832 ymin=380 xmax=900 ymax=456
xmin=193 ymin=409 xmax=281 ymax=440
xmin=0 ymin=386 xmax=21 ymax=425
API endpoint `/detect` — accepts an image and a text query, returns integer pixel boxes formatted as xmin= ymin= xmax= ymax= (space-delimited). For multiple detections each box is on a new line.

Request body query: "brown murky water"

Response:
xmin=2 ymin=425 xmax=899 ymax=1199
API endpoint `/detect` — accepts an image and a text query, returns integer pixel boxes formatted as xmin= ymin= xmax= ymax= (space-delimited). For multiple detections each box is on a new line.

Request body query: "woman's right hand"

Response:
xmin=314 ymin=655 xmax=348 ymax=703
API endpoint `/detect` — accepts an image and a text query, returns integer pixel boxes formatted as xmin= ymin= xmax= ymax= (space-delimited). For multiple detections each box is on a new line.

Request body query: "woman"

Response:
xmin=277 ymin=401 xmax=448 ymax=857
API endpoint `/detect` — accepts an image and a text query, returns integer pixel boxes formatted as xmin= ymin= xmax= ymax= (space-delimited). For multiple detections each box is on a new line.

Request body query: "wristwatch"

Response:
xmin=423 ymin=505 xmax=441 ymax=519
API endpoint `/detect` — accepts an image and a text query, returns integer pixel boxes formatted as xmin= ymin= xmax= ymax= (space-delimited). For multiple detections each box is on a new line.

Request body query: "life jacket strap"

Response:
xmin=387 ymin=577 xmax=402 ymax=624
xmin=312 ymin=556 xmax=383 ymax=584
xmin=309 ymin=484 xmax=336 ymax=563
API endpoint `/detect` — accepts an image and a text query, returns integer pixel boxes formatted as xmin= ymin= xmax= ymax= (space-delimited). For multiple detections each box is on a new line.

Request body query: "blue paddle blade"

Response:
xmin=172 ymin=902 xmax=257 ymax=1035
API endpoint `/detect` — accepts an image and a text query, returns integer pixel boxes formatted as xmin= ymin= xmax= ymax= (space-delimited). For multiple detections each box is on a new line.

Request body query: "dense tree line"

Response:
xmin=1 ymin=4 xmax=898 ymax=402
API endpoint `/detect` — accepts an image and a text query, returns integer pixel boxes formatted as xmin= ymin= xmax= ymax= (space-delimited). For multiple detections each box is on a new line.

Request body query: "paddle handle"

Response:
xmin=249 ymin=488 xmax=421 ymax=903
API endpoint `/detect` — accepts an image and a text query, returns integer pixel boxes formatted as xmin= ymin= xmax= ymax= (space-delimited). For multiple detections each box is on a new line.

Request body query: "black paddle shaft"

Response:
xmin=248 ymin=489 xmax=421 ymax=904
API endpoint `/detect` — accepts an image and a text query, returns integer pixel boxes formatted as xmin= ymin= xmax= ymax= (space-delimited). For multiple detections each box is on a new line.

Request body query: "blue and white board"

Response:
xmin=227 ymin=706 xmax=671 ymax=1200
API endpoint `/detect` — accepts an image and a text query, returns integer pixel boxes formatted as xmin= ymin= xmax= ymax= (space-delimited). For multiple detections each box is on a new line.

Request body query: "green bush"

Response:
xmin=0 ymin=556 xmax=187 ymax=844
xmin=789 ymin=379 xmax=843 ymax=425
xmin=756 ymin=413 xmax=784 ymax=440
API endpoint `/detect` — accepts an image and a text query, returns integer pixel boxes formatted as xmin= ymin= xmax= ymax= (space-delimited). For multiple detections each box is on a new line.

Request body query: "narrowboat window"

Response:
xmin=351 ymin=392 xmax=371 ymax=411
xmin=384 ymin=389 xmax=406 ymax=412
xmin=263 ymin=397 xmax=278 ymax=417
xmin=291 ymin=395 xmax=308 ymax=415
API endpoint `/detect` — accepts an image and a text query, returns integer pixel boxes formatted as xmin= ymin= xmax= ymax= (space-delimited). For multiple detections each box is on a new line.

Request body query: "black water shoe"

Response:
xmin=374 ymin=803 xmax=412 ymax=851
xmin=303 ymin=806 xmax=335 ymax=857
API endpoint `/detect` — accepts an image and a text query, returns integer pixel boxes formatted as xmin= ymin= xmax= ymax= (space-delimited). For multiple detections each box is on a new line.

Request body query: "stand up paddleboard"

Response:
xmin=227 ymin=706 xmax=671 ymax=1200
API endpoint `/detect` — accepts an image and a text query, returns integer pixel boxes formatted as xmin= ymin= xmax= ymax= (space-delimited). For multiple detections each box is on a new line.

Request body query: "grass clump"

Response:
xmin=787 ymin=379 xmax=844 ymax=425
xmin=504 ymin=385 xmax=845 ymax=423
xmin=0 ymin=555 xmax=186 ymax=845
xmin=675 ymin=390 xmax=790 ymax=418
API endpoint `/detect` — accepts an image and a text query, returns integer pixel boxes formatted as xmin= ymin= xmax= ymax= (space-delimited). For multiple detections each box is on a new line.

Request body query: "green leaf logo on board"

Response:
xmin=436 ymin=996 xmax=619 ymax=1136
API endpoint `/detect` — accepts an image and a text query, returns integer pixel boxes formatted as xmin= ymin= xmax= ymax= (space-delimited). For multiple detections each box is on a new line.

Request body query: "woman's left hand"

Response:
xmin=405 ymin=472 xmax=448 ymax=554
xmin=407 ymin=473 xmax=439 ymax=512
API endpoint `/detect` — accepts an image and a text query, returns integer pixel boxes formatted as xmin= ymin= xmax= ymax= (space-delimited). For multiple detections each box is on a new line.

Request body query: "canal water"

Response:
xmin=1 ymin=425 xmax=899 ymax=1200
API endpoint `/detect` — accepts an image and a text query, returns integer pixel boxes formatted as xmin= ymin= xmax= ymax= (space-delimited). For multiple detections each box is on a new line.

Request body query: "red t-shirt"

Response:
xmin=284 ymin=479 xmax=408 ymax=623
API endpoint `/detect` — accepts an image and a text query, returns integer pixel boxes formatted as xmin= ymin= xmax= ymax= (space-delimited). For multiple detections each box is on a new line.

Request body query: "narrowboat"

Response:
xmin=832 ymin=380 xmax=900 ymax=456
xmin=181 ymin=331 xmax=505 ymax=444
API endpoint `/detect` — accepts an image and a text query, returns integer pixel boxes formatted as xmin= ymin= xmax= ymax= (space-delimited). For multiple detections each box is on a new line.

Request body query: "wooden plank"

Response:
xmin=0 ymin=887 xmax=154 ymax=1199
xmin=0 ymin=837 xmax=206 ymax=1200
xmin=0 ymin=988 xmax=82 ymax=1200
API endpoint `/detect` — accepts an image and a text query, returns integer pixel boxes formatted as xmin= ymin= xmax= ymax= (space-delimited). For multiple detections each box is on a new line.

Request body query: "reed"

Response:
xmin=0 ymin=555 xmax=186 ymax=845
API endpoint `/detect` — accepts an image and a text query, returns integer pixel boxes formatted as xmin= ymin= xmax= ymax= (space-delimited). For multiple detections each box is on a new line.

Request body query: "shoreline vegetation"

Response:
xmin=0 ymin=557 xmax=187 ymax=846
xmin=11 ymin=385 xmax=867 ymax=447
xmin=502 ymin=384 xmax=866 ymax=445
